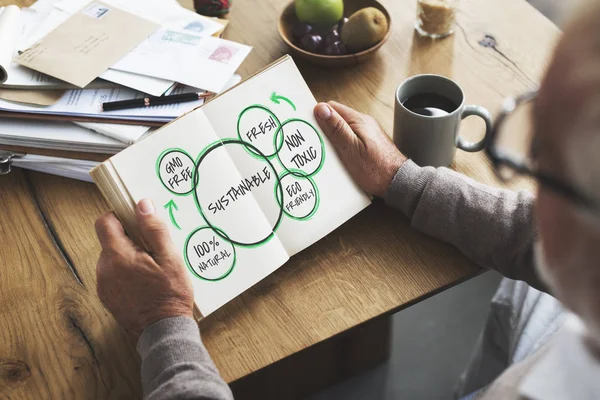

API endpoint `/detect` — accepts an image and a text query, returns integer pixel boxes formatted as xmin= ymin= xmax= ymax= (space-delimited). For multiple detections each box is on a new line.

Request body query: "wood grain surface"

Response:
xmin=0 ymin=0 xmax=560 ymax=398
xmin=0 ymin=170 xmax=141 ymax=399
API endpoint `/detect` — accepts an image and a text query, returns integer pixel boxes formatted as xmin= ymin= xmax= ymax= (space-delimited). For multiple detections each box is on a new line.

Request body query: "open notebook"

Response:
xmin=91 ymin=55 xmax=371 ymax=317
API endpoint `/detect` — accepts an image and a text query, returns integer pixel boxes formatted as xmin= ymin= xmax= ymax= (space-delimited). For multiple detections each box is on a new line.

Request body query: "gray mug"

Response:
xmin=393 ymin=74 xmax=492 ymax=167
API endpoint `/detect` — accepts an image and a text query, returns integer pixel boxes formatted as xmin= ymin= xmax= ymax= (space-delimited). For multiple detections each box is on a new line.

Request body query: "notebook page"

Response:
xmin=108 ymin=109 xmax=288 ymax=316
xmin=202 ymin=57 xmax=371 ymax=256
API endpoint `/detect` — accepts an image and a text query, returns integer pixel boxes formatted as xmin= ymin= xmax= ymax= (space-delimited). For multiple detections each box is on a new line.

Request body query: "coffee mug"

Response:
xmin=393 ymin=74 xmax=492 ymax=167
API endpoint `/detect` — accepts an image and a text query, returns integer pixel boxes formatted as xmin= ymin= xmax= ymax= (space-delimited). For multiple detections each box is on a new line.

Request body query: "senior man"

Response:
xmin=94 ymin=3 xmax=600 ymax=399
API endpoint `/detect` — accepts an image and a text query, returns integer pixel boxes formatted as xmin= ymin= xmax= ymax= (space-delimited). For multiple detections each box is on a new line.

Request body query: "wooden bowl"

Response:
xmin=278 ymin=0 xmax=392 ymax=67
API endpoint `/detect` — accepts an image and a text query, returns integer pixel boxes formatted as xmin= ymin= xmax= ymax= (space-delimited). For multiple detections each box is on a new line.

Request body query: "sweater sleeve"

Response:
xmin=137 ymin=316 xmax=233 ymax=400
xmin=385 ymin=159 xmax=548 ymax=293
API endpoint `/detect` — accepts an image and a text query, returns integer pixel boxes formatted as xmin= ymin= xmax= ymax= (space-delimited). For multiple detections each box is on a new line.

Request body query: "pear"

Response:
xmin=341 ymin=7 xmax=388 ymax=53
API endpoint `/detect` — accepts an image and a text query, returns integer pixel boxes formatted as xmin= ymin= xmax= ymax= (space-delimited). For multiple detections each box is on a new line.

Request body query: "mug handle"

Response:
xmin=457 ymin=105 xmax=492 ymax=152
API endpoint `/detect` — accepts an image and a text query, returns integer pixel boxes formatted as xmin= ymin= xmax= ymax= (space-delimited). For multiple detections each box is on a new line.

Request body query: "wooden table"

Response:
xmin=0 ymin=0 xmax=559 ymax=398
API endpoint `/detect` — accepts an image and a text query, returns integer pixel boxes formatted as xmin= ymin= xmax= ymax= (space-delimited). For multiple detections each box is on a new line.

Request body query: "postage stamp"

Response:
xmin=183 ymin=21 xmax=205 ymax=33
xmin=209 ymin=45 xmax=239 ymax=64
xmin=83 ymin=3 xmax=110 ymax=19
xmin=161 ymin=30 xmax=201 ymax=46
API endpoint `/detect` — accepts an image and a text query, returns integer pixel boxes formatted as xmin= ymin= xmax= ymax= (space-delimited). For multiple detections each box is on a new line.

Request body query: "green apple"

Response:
xmin=295 ymin=0 xmax=344 ymax=27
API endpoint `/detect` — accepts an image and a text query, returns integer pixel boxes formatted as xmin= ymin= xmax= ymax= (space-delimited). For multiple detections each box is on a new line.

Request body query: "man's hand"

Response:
xmin=314 ymin=101 xmax=407 ymax=197
xmin=95 ymin=198 xmax=194 ymax=342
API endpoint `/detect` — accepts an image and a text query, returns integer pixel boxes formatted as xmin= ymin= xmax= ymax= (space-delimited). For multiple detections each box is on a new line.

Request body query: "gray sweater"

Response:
xmin=137 ymin=160 xmax=543 ymax=399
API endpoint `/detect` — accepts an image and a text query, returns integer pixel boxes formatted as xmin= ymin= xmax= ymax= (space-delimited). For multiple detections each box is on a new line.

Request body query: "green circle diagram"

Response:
xmin=156 ymin=148 xmax=196 ymax=196
xmin=237 ymin=105 xmax=284 ymax=159
xmin=275 ymin=170 xmax=320 ymax=221
xmin=184 ymin=226 xmax=236 ymax=281
xmin=273 ymin=118 xmax=326 ymax=178
xmin=163 ymin=106 xmax=330 ymax=283
xmin=192 ymin=138 xmax=284 ymax=248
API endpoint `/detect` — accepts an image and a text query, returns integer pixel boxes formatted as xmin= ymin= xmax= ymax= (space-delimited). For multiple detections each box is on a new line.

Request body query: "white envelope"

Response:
xmin=112 ymin=33 xmax=252 ymax=93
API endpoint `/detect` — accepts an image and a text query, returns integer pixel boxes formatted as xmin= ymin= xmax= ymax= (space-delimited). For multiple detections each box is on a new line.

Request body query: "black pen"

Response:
xmin=102 ymin=92 xmax=211 ymax=112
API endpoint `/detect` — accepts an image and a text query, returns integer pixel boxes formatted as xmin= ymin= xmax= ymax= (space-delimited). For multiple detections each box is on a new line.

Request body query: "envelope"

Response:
xmin=16 ymin=2 xmax=159 ymax=88
xmin=0 ymin=88 xmax=66 ymax=106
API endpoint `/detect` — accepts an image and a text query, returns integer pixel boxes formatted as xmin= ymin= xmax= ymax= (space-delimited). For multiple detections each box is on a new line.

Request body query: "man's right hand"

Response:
xmin=314 ymin=101 xmax=407 ymax=198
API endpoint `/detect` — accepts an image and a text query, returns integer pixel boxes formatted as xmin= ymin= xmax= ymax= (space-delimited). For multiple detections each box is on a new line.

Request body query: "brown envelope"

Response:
xmin=0 ymin=89 xmax=66 ymax=106
xmin=16 ymin=2 xmax=159 ymax=88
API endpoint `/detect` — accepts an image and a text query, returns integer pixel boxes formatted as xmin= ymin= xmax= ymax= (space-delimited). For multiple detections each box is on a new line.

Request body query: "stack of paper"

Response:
xmin=0 ymin=0 xmax=251 ymax=181
xmin=0 ymin=119 xmax=127 ymax=153
xmin=10 ymin=154 xmax=100 ymax=182
xmin=1 ymin=0 xmax=249 ymax=94
xmin=51 ymin=0 xmax=250 ymax=94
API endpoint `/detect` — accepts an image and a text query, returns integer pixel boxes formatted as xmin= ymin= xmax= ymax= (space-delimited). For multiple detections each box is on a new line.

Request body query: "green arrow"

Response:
xmin=163 ymin=199 xmax=181 ymax=230
xmin=270 ymin=92 xmax=296 ymax=111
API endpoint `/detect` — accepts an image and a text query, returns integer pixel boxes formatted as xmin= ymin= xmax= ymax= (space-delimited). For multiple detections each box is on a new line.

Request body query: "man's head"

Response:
xmin=535 ymin=1 xmax=600 ymax=344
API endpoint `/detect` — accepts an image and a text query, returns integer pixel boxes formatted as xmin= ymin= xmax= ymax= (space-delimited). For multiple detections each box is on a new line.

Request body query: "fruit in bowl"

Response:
xmin=295 ymin=0 xmax=344 ymax=27
xmin=291 ymin=1 xmax=389 ymax=57
xmin=342 ymin=7 xmax=388 ymax=52
xmin=292 ymin=19 xmax=347 ymax=56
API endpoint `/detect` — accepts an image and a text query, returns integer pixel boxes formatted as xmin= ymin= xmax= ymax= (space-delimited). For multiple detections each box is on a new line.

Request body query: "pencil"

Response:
xmin=102 ymin=92 xmax=211 ymax=112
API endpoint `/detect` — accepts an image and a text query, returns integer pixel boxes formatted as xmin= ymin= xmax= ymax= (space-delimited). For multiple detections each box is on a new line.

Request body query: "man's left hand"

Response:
xmin=95 ymin=198 xmax=195 ymax=342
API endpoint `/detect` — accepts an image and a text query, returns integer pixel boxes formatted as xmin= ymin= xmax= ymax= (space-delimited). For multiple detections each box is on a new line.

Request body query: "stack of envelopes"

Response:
xmin=0 ymin=0 xmax=250 ymax=180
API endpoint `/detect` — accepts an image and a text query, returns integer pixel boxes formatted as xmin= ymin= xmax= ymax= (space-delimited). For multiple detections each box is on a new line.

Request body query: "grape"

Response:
xmin=300 ymin=34 xmax=323 ymax=54
xmin=323 ymin=31 xmax=340 ymax=47
xmin=312 ymin=22 xmax=339 ymax=37
xmin=292 ymin=21 xmax=313 ymax=42
xmin=324 ymin=41 xmax=346 ymax=56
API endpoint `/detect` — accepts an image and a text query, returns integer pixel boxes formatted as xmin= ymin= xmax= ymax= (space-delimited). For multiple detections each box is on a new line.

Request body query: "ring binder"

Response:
xmin=0 ymin=151 xmax=25 ymax=175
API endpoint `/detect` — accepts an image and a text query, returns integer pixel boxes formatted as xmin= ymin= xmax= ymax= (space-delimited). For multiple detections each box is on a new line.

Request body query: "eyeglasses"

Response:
xmin=486 ymin=90 xmax=600 ymax=213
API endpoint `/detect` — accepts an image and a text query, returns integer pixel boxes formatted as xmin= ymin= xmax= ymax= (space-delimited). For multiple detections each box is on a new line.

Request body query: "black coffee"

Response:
xmin=402 ymin=93 xmax=458 ymax=117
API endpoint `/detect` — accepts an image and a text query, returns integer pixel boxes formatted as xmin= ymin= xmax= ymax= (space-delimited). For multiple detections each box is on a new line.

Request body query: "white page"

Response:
xmin=11 ymin=6 xmax=65 ymax=88
xmin=0 ymin=118 xmax=126 ymax=147
xmin=73 ymin=121 xmax=150 ymax=144
xmin=202 ymin=57 xmax=371 ymax=256
xmin=0 ymin=118 xmax=125 ymax=153
xmin=0 ymin=86 xmax=204 ymax=122
xmin=0 ymin=6 xmax=65 ymax=88
xmin=109 ymin=109 xmax=289 ymax=316
xmin=112 ymin=34 xmax=251 ymax=93
xmin=2 ymin=65 xmax=68 ymax=88
xmin=0 ymin=6 xmax=21 ymax=83
xmin=13 ymin=155 xmax=99 ymax=182
xmin=0 ymin=118 xmax=122 ymax=145
xmin=19 ymin=7 xmax=68 ymax=49
xmin=99 ymin=69 xmax=174 ymax=96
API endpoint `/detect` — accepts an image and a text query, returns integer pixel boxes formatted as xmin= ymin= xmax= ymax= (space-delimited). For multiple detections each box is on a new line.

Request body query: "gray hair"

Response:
xmin=560 ymin=2 xmax=600 ymax=215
